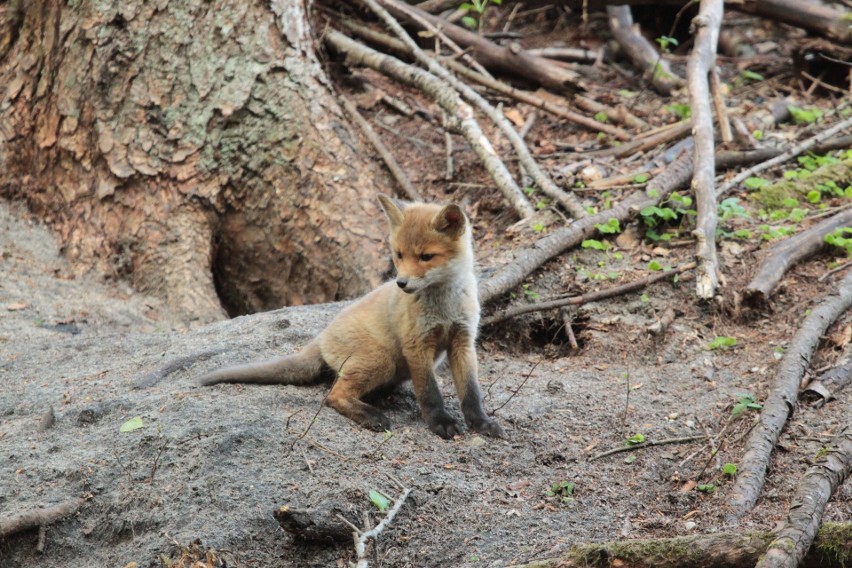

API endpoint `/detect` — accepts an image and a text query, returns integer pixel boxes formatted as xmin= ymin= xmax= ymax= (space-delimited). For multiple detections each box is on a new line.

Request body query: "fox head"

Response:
xmin=378 ymin=194 xmax=472 ymax=294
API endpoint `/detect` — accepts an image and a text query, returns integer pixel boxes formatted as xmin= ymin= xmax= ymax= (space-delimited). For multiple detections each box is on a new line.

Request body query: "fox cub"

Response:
xmin=197 ymin=194 xmax=503 ymax=439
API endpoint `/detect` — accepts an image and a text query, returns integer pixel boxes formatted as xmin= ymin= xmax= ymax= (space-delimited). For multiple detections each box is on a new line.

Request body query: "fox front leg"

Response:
xmin=448 ymin=331 xmax=504 ymax=438
xmin=405 ymin=348 xmax=464 ymax=439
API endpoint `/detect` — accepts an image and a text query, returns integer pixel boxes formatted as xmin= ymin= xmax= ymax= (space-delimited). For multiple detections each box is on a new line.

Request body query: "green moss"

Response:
xmin=753 ymin=158 xmax=851 ymax=209
xmin=814 ymin=522 xmax=852 ymax=566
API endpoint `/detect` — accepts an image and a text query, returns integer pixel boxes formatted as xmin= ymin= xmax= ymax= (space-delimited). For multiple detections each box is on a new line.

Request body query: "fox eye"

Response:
xmin=396 ymin=251 xmax=402 ymax=260
xmin=419 ymin=253 xmax=434 ymax=262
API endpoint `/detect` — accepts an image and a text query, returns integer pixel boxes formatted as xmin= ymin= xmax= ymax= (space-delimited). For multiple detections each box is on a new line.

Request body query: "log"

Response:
xmin=743 ymin=209 xmax=852 ymax=306
xmin=756 ymin=429 xmax=852 ymax=568
xmin=727 ymin=0 xmax=852 ymax=45
xmin=508 ymin=522 xmax=852 ymax=568
xmin=728 ymin=268 xmax=852 ymax=522
xmin=0 ymin=498 xmax=84 ymax=539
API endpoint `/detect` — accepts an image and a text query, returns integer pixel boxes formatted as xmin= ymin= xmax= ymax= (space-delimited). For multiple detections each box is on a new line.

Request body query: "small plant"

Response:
xmin=788 ymin=105 xmax=823 ymax=125
xmin=632 ymin=173 xmax=650 ymax=184
xmin=758 ymin=224 xmax=796 ymax=241
xmin=120 ymin=416 xmax=145 ymax=432
xmin=752 ymin=130 xmax=764 ymax=140
xmin=744 ymin=177 xmax=770 ymax=190
xmin=533 ymin=222 xmax=545 ymax=233
xmin=522 ymin=283 xmax=541 ymax=301
xmin=825 ymin=227 xmax=852 ymax=257
xmin=697 ymin=483 xmax=716 ymax=493
xmin=536 ymin=198 xmax=550 ymax=210
xmin=626 ymin=433 xmax=646 ymax=446
xmin=544 ymin=481 xmax=575 ymax=501
xmin=647 ymin=260 xmax=664 ymax=271
xmin=595 ymin=218 xmax=621 ymax=234
xmin=740 ymin=69 xmax=764 ymax=82
xmin=460 ymin=0 xmax=502 ymax=30
xmin=594 ymin=111 xmax=609 ymax=123
xmin=722 ymin=463 xmax=738 ymax=477
xmin=718 ymin=197 xmax=750 ymax=221
xmin=707 ymin=336 xmax=737 ymax=350
xmin=732 ymin=393 xmax=762 ymax=416
xmin=581 ymin=239 xmax=610 ymax=251
xmin=369 ymin=490 xmax=391 ymax=512
xmin=655 ymin=35 xmax=679 ymax=53
xmin=666 ymin=103 xmax=691 ymax=120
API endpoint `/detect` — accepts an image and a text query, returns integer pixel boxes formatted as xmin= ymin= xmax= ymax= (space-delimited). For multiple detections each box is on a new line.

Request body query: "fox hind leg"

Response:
xmin=323 ymin=358 xmax=394 ymax=432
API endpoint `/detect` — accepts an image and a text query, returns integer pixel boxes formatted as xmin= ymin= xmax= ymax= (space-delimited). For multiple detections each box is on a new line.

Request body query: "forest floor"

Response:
xmin=1 ymin=189 xmax=850 ymax=568
xmin=3 ymin=5 xmax=852 ymax=567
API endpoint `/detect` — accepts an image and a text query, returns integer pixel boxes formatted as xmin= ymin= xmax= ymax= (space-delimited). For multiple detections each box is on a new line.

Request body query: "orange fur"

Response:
xmin=197 ymin=194 xmax=502 ymax=439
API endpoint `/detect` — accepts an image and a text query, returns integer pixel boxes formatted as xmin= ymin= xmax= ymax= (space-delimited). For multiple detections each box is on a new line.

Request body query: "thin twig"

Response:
xmin=589 ymin=435 xmax=707 ymax=461
xmin=620 ymin=372 xmax=631 ymax=438
xmin=718 ymin=112 xmax=852 ymax=198
xmin=483 ymin=262 xmax=696 ymax=325
xmin=286 ymin=354 xmax=352 ymax=456
xmin=339 ymin=94 xmax=422 ymax=202
xmin=491 ymin=359 xmax=541 ymax=415
xmin=354 ymin=487 xmax=413 ymax=568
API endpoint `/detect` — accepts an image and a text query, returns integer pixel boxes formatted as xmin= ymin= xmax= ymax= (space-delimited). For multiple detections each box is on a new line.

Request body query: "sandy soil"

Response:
xmin=1 ymin=197 xmax=849 ymax=568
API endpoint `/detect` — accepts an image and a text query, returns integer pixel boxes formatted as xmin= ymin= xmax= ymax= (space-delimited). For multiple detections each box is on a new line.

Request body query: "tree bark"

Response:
xmin=0 ymin=0 xmax=390 ymax=323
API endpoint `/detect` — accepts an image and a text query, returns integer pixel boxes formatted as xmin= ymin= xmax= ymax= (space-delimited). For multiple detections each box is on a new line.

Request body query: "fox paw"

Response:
xmin=470 ymin=417 xmax=504 ymax=438
xmin=428 ymin=412 xmax=463 ymax=439
xmin=360 ymin=411 xmax=392 ymax=432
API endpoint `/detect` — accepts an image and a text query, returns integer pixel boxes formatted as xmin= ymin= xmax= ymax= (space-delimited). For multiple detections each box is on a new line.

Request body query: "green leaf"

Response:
xmin=722 ymin=463 xmax=738 ymax=476
xmin=624 ymin=454 xmax=636 ymax=464
xmin=632 ymin=173 xmax=650 ymax=184
xmin=744 ymin=177 xmax=770 ymax=190
xmin=697 ymin=483 xmax=715 ymax=493
xmin=581 ymin=239 xmax=609 ymax=250
xmin=648 ymin=260 xmax=663 ymax=271
xmin=806 ymin=190 xmax=822 ymax=204
xmin=626 ymin=433 xmax=646 ymax=446
xmin=595 ymin=218 xmax=621 ymax=234
xmin=752 ymin=130 xmax=763 ymax=140
xmin=369 ymin=490 xmax=391 ymax=512
xmin=533 ymin=223 xmax=545 ymax=233
xmin=740 ymin=70 xmax=764 ymax=81
xmin=707 ymin=336 xmax=737 ymax=350
xmin=119 ymin=416 xmax=144 ymax=433
xmin=594 ymin=111 xmax=609 ymax=123
xmin=461 ymin=15 xmax=478 ymax=28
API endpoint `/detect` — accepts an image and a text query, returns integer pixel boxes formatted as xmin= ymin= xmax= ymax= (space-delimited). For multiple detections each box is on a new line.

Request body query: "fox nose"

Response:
xmin=396 ymin=278 xmax=408 ymax=289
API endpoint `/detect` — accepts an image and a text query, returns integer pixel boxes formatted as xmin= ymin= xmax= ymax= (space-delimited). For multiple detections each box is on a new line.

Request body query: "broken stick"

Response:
xmin=0 ymin=498 xmax=84 ymax=540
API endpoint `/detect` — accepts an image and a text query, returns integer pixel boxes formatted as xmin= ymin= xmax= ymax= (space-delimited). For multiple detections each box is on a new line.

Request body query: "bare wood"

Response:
xmin=756 ymin=428 xmax=852 ymax=568
xmin=607 ymin=5 xmax=684 ymax=95
xmin=728 ymin=0 xmax=852 ymax=45
xmin=648 ymin=306 xmax=677 ymax=335
xmin=338 ymin=95 xmax=423 ymax=202
xmin=379 ymin=0 xmax=586 ymax=92
xmin=325 ymin=31 xmax=535 ymax=218
xmin=483 ymin=262 xmax=696 ymax=326
xmin=717 ymin=114 xmax=852 ymax=199
xmin=687 ymin=0 xmax=724 ymax=300
xmin=354 ymin=487 xmax=412 ymax=568
xmin=743 ymin=209 xmax=852 ymax=305
xmin=588 ymin=435 xmax=706 ymax=461
xmin=710 ymin=69 xmax=733 ymax=144
xmin=574 ymin=94 xmax=650 ymax=130
xmin=526 ymin=47 xmax=600 ymax=64
xmin=352 ymin=0 xmax=589 ymax=219
xmin=507 ymin=523 xmax=852 ymax=568
xmin=582 ymin=120 xmax=692 ymax=160
xmin=0 ymin=498 xmax=84 ymax=539
xmin=728 ymin=269 xmax=852 ymax=522
xmin=716 ymin=134 xmax=852 ymax=169
xmin=478 ymin=151 xmax=695 ymax=304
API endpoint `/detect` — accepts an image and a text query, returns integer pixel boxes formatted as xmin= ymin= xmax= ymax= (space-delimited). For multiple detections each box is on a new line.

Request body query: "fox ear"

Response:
xmin=432 ymin=204 xmax=466 ymax=238
xmin=378 ymin=193 xmax=405 ymax=229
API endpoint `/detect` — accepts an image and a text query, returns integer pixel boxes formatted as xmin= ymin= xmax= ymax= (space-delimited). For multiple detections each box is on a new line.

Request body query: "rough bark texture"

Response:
xmin=509 ymin=523 xmax=852 ymax=568
xmin=756 ymin=429 xmax=852 ymax=568
xmin=0 ymin=0 xmax=389 ymax=322
xmin=728 ymin=268 xmax=852 ymax=522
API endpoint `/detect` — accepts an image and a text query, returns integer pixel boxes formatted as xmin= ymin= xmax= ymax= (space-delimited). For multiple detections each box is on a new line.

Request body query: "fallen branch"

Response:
xmin=588 ymin=435 xmax=706 ymax=461
xmin=717 ymin=113 xmax=852 ymax=199
xmin=353 ymin=487 xmax=412 ymax=568
xmin=803 ymin=343 xmax=852 ymax=407
xmin=325 ymin=30 xmax=535 ymax=218
xmin=352 ymin=0 xmax=588 ymax=218
xmin=478 ymin=151 xmax=695 ymax=304
xmin=338 ymin=94 xmax=423 ymax=202
xmin=380 ymin=0 xmax=586 ymax=91
xmin=728 ymin=0 xmax=852 ymax=45
xmin=742 ymin=208 xmax=852 ymax=306
xmin=0 ymin=498 xmax=84 ymax=539
xmin=607 ymin=5 xmax=684 ymax=95
xmin=507 ymin=522 xmax=852 ymax=568
xmin=728 ymin=268 xmax=852 ymax=522
xmin=755 ymin=428 xmax=852 ymax=568
xmin=686 ymin=0 xmax=723 ymax=300
xmin=483 ymin=262 xmax=696 ymax=326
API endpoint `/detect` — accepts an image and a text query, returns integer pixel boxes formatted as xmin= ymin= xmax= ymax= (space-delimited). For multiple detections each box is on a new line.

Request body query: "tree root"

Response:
xmin=325 ymin=30 xmax=535 ymax=218
xmin=0 ymin=498 xmax=84 ymax=540
xmin=742 ymin=209 xmax=852 ymax=307
xmin=756 ymin=428 xmax=852 ymax=568
xmin=728 ymin=268 xmax=852 ymax=522
xmin=685 ymin=0 xmax=723 ymax=300
xmin=508 ymin=522 xmax=852 ymax=568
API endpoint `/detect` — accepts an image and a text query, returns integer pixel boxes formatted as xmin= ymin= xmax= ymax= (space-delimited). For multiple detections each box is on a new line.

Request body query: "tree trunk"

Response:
xmin=0 ymin=0 xmax=390 ymax=323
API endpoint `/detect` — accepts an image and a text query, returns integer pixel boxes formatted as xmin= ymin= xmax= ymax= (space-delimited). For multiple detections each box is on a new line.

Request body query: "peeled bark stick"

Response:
xmin=743 ymin=209 xmax=852 ymax=304
xmin=478 ymin=151 xmax=694 ymax=304
xmin=717 ymin=114 xmax=852 ymax=199
xmin=355 ymin=0 xmax=588 ymax=219
xmin=507 ymin=523 xmax=852 ymax=568
xmin=574 ymin=94 xmax=649 ymax=130
xmin=378 ymin=0 xmax=585 ymax=92
xmin=686 ymin=0 xmax=724 ymax=300
xmin=710 ymin=69 xmax=733 ymax=144
xmin=727 ymin=0 xmax=852 ymax=45
xmin=483 ymin=262 xmax=696 ymax=325
xmin=728 ymin=268 xmax=852 ymax=522
xmin=0 ymin=498 xmax=84 ymax=539
xmin=338 ymin=95 xmax=423 ymax=202
xmin=325 ymin=31 xmax=535 ymax=218
xmin=607 ymin=5 xmax=684 ymax=95
xmin=755 ymin=429 xmax=852 ymax=568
